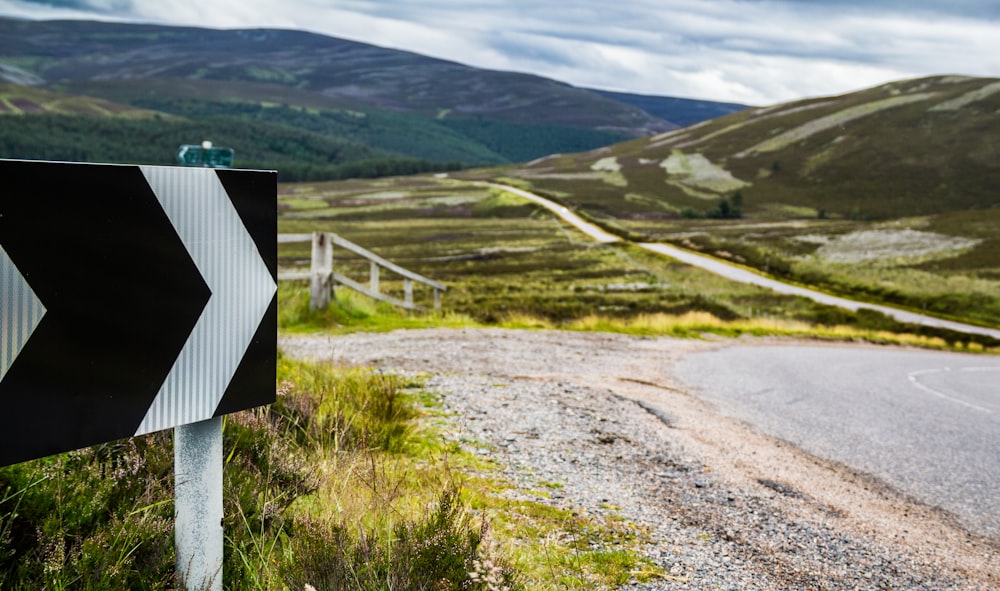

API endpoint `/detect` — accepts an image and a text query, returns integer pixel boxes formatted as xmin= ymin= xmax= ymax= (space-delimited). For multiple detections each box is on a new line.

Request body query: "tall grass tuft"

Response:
xmin=224 ymin=356 xmax=519 ymax=590
xmin=282 ymin=487 xmax=515 ymax=591
xmin=278 ymin=283 xmax=477 ymax=334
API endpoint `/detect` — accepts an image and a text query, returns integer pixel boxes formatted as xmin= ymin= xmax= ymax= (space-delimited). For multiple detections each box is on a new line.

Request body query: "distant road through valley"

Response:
xmin=674 ymin=344 xmax=1000 ymax=539
xmin=487 ymin=183 xmax=1000 ymax=340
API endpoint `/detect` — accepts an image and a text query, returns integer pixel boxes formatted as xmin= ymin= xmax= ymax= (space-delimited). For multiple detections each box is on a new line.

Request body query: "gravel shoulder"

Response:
xmin=280 ymin=328 xmax=999 ymax=590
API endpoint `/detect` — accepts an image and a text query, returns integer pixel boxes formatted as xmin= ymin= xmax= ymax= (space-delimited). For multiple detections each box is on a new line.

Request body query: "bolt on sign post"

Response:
xmin=0 ymin=159 xmax=277 ymax=591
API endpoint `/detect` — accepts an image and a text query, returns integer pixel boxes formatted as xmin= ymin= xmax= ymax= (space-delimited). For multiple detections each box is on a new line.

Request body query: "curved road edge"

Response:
xmin=487 ymin=182 xmax=1000 ymax=340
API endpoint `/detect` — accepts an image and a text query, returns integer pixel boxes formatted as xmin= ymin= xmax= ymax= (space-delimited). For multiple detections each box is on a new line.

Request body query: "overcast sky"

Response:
xmin=1 ymin=0 xmax=998 ymax=105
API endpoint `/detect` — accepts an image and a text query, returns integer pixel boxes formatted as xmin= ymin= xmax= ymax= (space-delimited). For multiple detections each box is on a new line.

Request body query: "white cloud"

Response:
xmin=0 ymin=0 xmax=997 ymax=103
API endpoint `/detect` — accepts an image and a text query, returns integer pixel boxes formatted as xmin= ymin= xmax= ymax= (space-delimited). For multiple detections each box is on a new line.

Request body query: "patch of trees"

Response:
xmin=0 ymin=114 xmax=467 ymax=181
xmin=440 ymin=117 xmax=630 ymax=164
xmin=133 ymin=99 xmax=507 ymax=165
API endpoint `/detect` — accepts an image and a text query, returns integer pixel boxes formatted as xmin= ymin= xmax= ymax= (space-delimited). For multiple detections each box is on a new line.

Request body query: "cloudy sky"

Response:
xmin=1 ymin=0 xmax=998 ymax=104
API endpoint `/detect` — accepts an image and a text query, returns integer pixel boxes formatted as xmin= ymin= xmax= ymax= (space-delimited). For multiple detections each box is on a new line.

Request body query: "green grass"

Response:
xmin=0 ymin=83 xmax=162 ymax=118
xmin=278 ymin=284 xmax=478 ymax=333
xmin=276 ymin=175 xmax=999 ymax=351
xmin=613 ymin=212 xmax=1000 ymax=329
xmin=0 ymin=357 xmax=661 ymax=590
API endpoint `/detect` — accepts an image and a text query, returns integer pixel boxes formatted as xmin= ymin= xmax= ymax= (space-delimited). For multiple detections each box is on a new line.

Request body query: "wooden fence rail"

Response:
xmin=277 ymin=232 xmax=445 ymax=312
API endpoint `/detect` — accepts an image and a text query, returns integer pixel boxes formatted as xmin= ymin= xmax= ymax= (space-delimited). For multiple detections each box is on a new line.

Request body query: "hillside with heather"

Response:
xmin=0 ymin=17 xmax=747 ymax=175
xmin=456 ymin=75 xmax=1000 ymax=327
xmin=490 ymin=75 xmax=1000 ymax=219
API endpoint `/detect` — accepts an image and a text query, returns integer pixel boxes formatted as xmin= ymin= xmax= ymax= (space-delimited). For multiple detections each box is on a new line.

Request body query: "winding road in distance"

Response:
xmin=673 ymin=344 xmax=1000 ymax=539
xmin=487 ymin=183 xmax=1000 ymax=340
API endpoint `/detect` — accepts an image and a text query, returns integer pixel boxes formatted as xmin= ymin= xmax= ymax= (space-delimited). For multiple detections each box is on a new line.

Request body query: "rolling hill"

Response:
xmin=0 ymin=17 xmax=669 ymax=132
xmin=456 ymin=75 xmax=1000 ymax=327
xmin=0 ymin=17 xmax=739 ymax=174
xmin=488 ymin=75 xmax=1000 ymax=220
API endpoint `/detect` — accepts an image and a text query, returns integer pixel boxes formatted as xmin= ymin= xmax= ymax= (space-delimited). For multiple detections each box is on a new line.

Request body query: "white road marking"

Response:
xmin=906 ymin=367 xmax=994 ymax=414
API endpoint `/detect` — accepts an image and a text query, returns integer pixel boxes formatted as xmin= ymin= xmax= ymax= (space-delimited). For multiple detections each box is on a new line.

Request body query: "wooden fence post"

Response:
xmin=310 ymin=231 xmax=333 ymax=311
xmin=279 ymin=232 xmax=444 ymax=313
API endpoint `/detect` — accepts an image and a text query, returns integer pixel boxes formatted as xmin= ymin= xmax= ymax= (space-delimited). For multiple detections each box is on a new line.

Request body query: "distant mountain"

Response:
xmin=0 ymin=17 xmax=742 ymax=175
xmin=589 ymin=89 xmax=749 ymax=127
xmin=0 ymin=18 xmax=668 ymax=133
xmin=490 ymin=75 xmax=1000 ymax=220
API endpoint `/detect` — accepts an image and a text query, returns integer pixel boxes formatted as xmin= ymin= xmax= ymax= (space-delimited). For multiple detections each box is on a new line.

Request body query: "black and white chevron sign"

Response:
xmin=0 ymin=160 xmax=276 ymax=467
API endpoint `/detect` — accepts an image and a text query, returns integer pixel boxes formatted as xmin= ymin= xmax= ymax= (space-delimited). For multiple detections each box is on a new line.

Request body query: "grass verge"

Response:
xmin=280 ymin=283 xmax=998 ymax=353
xmin=0 ymin=356 xmax=660 ymax=590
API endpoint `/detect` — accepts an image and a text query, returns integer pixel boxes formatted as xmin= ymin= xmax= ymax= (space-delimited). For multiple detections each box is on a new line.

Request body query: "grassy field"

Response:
xmin=279 ymin=177 xmax=834 ymax=326
xmin=277 ymin=175 xmax=998 ymax=350
xmin=4 ymin=153 xmax=995 ymax=589
xmin=612 ymin=209 xmax=1000 ymax=329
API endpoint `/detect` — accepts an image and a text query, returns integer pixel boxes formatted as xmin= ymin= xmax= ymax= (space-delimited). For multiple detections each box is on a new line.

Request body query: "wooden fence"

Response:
xmin=277 ymin=232 xmax=446 ymax=312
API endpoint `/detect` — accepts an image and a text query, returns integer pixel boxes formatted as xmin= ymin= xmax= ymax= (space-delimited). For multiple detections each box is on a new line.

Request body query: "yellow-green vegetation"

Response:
xmin=0 ymin=357 xmax=661 ymax=589
xmin=0 ymin=83 xmax=163 ymax=118
xmin=278 ymin=177 xmax=824 ymax=327
xmin=277 ymin=175 xmax=999 ymax=351
xmin=929 ymin=80 xmax=1000 ymax=111
xmin=619 ymin=210 xmax=1000 ymax=333
xmin=659 ymin=150 xmax=750 ymax=195
xmin=475 ymin=495 xmax=661 ymax=590
xmin=589 ymin=156 xmax=628 ymax=187
xmin=279 ymin=284 xmax=478 ymax=333
xmin=281 ymin=285 xmax=991 ymax=351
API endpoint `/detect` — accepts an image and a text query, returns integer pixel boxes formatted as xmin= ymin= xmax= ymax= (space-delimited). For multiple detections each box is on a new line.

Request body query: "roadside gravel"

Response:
xmin=280 ymin=328 xmax=998 ymax=590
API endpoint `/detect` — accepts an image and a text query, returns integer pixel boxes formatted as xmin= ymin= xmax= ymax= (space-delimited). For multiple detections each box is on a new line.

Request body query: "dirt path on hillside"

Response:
xmin=280 ymin=328 xmax=998 ymax=590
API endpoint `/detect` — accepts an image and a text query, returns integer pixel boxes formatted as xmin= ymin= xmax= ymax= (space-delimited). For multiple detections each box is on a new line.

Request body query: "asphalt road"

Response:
xmin=673 ymin=344 xmax=1000 ymax=539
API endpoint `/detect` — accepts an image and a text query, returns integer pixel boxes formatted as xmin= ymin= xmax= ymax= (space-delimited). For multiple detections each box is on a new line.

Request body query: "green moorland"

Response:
xmin=276 ymin=175 xmax=996 ymax=350
xmin=1 ymin=357 xmax=662 ymax=589
xmin=452 ymin=75 xmax=1000 ymax=330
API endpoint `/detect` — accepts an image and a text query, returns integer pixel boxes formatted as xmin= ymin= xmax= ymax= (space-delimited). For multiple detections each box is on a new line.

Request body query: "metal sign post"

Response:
xmin=175 ymin=417 xmax=224 ymax=591
xmin=0 ymin=159 xmax=277 ymax=591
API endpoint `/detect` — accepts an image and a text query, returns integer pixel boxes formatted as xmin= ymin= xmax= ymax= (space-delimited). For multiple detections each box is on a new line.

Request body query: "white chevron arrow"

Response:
xmin=0 ymin=244 xmax=46 ymax=383
xmin=135 ymin=166 xmax=276 ymax=436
